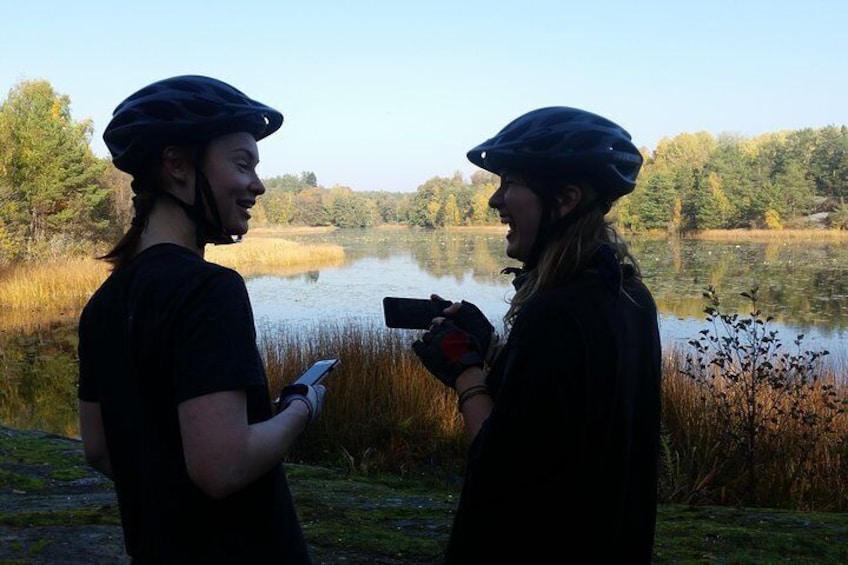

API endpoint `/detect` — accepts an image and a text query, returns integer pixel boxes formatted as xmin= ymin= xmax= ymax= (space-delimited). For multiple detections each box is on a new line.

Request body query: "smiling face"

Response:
xmin=487 ymin=173 xmax=543 ymax=262
xmin=201 ymin=131 xmax=266 ymax=236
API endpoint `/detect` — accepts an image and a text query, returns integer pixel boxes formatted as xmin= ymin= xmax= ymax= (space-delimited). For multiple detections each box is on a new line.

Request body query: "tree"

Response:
xmin=627 ymin=168 xmax=678 ymax=230
xmin=690 ymin=172 xmax=733 ymax=230
xmin=808 ymin=126 xmax=848 ymax=200
xmin=300 ymin=171 xmax=318 ymax=187
xmin=327 ymin=186 xmax=374 ymax=228
xmin=103 ymin=164 xmax=133 ymax=235
xmin=0 ymin=79 xmax=110 ymax=261
xmin=470 ymin=185 xmax=496 ymax=225
xmin=259 ymin=190 xmax=295 ymax=225
xmin=441 ymin=193 xmax=461 ymax=226
xmin=408 ymin=178 xmax=444 ymax=227
xmin=292 ymin=186 xmax=329 ymax=226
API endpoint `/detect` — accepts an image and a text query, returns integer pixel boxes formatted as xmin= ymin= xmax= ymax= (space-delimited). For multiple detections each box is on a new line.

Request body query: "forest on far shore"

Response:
xmin=2 ymin=78 xmax=847 ymax=266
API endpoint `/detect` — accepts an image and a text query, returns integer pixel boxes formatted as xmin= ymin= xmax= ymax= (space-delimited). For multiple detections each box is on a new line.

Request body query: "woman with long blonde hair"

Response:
xmin=412 ymin=106 xmax=662 ymax=563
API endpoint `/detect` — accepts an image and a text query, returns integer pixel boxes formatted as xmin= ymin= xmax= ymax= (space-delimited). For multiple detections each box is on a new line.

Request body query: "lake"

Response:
xmin=247 ymin=228 xmax=848 ymax=360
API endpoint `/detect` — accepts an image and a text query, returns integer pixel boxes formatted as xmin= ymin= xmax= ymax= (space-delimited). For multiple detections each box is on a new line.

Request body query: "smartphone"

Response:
xmin=274 ymin=358 xmax=339 ymax=413
xmin=382 ymin=296 xmax=452 ymax=329
xmin=293 ymin=358 xmax=340 ymax=386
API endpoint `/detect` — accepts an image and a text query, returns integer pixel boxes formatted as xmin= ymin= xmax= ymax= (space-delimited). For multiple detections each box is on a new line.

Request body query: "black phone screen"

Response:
xmin=382 ymin=297 xmax=452 ymax=329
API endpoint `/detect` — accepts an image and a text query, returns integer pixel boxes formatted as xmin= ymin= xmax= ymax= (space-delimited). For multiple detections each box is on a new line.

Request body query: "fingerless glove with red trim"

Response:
xmin=412 ymin=320 xmax=485 ymax=388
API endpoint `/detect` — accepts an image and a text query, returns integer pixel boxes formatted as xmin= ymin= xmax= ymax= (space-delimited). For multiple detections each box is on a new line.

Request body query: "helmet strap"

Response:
xmin=194 ymin=169 xmax=238 ymax=246
xmin=155 ymin=169 xmax=237 ymax=248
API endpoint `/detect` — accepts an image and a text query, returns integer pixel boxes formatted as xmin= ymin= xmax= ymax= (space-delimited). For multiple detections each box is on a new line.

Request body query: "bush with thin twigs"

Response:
xmin=674 ymin=285 xmax=848 ymax=509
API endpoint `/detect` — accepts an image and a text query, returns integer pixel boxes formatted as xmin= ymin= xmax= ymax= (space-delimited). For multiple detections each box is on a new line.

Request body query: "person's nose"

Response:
xmin=251 ymin=176 xmax=266 ymax=196
xmin=488 ymin=185 xmax=503 ymax=210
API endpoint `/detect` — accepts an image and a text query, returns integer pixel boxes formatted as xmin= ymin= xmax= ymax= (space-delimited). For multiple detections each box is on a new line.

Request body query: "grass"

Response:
xmin=0 ymin=257 xmax=108 ymax=330
xmin=0 ymin=238 xmax=345 ymax=330
xmin=262 ymin=321 xmax=848 ymax=511
xmin=1 ymin=427 xmax=847 ymax=564
xmin=205 ymin=237 xmax=344 ymax=276
xmin=684 ymin=228 xmax=848 ymax=241
xmin=652 ymin=504 xmax=848 ymax=563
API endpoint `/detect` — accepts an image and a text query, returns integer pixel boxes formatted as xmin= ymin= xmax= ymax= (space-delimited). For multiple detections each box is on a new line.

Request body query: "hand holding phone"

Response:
xmin=293 ymin=358 xmax=340 ymax=386
xmin=274 ymin=358 xmax=339 ymax=417
xmin=383 ymin=296 xmax=452 ymax=329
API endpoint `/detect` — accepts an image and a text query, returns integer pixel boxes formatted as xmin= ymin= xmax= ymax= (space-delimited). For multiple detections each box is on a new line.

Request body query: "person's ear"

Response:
xmin=161 ymin=146 xmax=194 ymax=185
xmin=554 ymin=183 xmax=582 ymax=218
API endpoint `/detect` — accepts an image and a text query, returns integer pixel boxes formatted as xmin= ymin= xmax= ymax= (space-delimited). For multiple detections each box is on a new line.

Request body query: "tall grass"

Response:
xmin=0 ymin=257 xmax=109 ymax=330
xmin=206 ymin=238 xmax=344 ymax=276
xmin=687 ymin=228 xmax=848 ymax=241
xmin=260 ymin=322 xmax=848 ymax=510
xmin=0 ymin=238 xmax=345 ymax=330
xmin=661 ymin=364 xmax=848 ymax=510
xmin=674 ymin=285 xmax=848 ymax=510
xmin=260 ymin=320 xmax=465 ymax=478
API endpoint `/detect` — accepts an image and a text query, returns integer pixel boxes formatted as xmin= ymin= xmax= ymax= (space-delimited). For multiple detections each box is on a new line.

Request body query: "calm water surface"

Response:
xmin=249 ymin=229 xmax=848 ymax=361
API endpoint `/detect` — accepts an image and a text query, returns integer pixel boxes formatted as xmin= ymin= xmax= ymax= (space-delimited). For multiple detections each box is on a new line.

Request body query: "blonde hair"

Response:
xmin=503 ymin=182 xmax=642 ymax=331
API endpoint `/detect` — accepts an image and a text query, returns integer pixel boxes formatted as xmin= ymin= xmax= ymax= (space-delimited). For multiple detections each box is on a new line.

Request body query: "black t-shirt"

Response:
xmin=444 ymin=267 xmax=662 ymax=564
xmin=78 ymin=244 xmax=311 ymax=564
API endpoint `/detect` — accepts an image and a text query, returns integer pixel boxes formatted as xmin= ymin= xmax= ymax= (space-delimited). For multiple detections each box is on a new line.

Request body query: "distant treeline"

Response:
xmin=2 ymin=78 xmax=847 ymax=265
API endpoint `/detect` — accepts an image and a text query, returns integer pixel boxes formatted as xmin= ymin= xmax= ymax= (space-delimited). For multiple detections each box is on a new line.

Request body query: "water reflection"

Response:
xmin=630 ymin=238 xmax=848 ymax=334
xmin=270 ymin=229 xmax=848 ymax=354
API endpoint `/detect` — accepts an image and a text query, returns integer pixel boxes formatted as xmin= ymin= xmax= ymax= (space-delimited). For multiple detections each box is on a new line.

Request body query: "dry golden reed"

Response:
xmin=0 ymin=257 xmax=108 ymax=313
xmin=0 ymin=238 xmax=345 ymax=330
xmin=262 ymin=321 xmax=848 ymax=508
xmin=205 ymin=238 xmax=344 ymax=277
xmin=687 ymin=228 xmax=848 ymax=242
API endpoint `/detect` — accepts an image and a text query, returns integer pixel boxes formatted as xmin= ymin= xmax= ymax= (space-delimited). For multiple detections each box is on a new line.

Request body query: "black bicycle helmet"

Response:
xmin=467 ymin=106 xmax=642 ymax=199
xmin=104 ymin=75 xmax=283 ymax=175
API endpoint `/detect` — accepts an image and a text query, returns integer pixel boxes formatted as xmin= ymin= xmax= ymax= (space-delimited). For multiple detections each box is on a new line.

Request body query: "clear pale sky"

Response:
xmin=2 ymin=0 xmax=846 ymax=192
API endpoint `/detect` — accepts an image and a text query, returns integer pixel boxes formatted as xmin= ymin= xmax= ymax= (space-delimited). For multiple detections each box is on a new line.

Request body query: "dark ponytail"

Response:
xmin=99 ymin=179 xmax=157 ymax=271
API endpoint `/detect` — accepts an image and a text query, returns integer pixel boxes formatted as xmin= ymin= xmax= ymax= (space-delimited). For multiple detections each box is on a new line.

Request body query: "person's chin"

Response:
xmin=227 ymin=222 xmax=249 ymax=237
xmin=505 ymin=242 xmax=521 ymax=260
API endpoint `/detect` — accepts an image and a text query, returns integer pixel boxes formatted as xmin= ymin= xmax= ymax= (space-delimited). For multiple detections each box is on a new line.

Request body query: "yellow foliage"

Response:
xmin=764 ymin=209 xmax=782 ymax=230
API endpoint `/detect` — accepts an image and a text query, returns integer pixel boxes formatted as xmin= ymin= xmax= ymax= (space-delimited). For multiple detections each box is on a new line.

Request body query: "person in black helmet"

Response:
xmin=411 ymin=107 xmax=662 ymax=563
xmin=77 ymin=75 xmax=320 ymax=564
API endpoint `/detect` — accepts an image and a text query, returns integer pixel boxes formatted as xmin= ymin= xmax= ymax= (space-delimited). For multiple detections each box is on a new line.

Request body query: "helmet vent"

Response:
xmin=523 ymin=131 xmax=561 ymax=153
xmin=568 ymin=131 xmax=604 ymax=152
xmin=184 ymin=99 xmax=223 ymax=118
xmin=143 ymin=100 xmax=181 ymax=121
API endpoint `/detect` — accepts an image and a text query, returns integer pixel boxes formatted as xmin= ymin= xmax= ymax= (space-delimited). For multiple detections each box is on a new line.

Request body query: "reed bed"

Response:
xmin=255 ymin=324 xmax=848 ymax=510
xmin=686 ymin=228 xmax=848 ymax=242
xmin=205 ymin=238 xmax=344 ymax=277
xmin=0 ymin=238 xmax=345 ymax=331
xmin=0 ymin=257 xmax=109 ymax=327
xmin=249 ymin=226 xmax=336 ymax=238
xmin=260 ymin=319 xmax=465 ymax=477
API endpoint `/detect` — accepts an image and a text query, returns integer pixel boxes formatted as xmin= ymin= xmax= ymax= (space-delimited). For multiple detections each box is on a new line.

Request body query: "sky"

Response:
xmin=2 ymin=0 xmax=847 ymax=193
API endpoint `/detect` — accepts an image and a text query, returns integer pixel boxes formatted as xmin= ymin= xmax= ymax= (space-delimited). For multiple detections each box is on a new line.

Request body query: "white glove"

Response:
xmin=276 ymin=383 xmax=326 ymax=424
